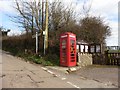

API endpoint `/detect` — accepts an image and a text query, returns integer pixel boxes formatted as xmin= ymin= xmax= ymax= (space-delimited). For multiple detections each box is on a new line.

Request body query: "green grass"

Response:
xmin=16 ymin=52 xmax=60 ymax=66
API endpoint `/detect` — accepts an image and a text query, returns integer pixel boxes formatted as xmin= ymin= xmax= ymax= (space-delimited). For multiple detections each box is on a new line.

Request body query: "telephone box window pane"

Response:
xmin=70 ymin=40 xmax=75 ymax=45
xmin=62 ymin=45 xmax=66 ymax=49
xmin=62 ymin=40 xmax=66 ymax=49
xmin=61 ymin=40 xmax=66 ymax=62
xmin=62 ymin=40 xmax=66 ymax=45
xmin=70 ymin=40 xmax=75 ymax=54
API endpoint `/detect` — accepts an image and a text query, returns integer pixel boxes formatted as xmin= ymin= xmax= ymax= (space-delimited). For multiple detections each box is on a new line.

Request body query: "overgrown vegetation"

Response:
xmin=2 ymin=33 xmax=35 ymax=55
xmin=2 ymin=33 xmax=60 ymax=66
xmin=18 ymin=53 xmax=59 ymax=66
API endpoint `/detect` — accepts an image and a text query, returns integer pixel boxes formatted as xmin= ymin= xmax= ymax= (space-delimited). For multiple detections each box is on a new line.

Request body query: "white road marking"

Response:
xmin=41 ymin=67 xmax=57 ymax=76
xmin=67 ymin=81 xmax=80 ymax=88
xmin=42 ymin=67 xmax=80 ymax=89
xmin=41 ymin=67 xmax=47 ymax=71
xmin=47 ymin=70 xmax=54 ymax=74
xmin=42 ymin=67 xmax=68 ymax=82
xmin=61 ymin=78 xmax=66 ymax=80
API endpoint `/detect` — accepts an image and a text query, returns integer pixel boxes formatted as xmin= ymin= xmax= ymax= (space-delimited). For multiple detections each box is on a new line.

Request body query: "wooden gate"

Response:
xmin=92 ymin=51 xmax=120 ymax=66
xmin=92 ymin=53 xmax=105 ymax=65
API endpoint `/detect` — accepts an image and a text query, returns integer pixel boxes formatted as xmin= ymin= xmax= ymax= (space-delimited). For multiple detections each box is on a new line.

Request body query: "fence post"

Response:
xmin=105 ymin=50 xmax=109 ymax=65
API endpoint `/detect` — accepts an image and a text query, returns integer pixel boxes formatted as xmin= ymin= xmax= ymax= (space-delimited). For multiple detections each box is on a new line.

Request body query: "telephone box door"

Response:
xmin=60 ymin=37 xmax=67 ymax=66
xmin=69 ymin=38 xmax=76 ymax=66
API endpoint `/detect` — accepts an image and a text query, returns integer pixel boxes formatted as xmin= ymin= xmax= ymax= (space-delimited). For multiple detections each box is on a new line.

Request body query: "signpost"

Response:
xmin=32 ymin=0 xmax=48 ymax=55
xmin=32 ymin=32 xmax=41 ymax=54
xmin=43 ymin=31 xmax=45 ymax=55
xmin=36 ymin=32 xmax=38 ymax=54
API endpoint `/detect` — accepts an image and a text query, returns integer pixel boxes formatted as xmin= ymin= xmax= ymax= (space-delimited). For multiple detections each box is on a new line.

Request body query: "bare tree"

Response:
xmin=13 ymin=0 xmax=43 ymax=35
xmin=48 ymin=1 xmax=78 ymax=39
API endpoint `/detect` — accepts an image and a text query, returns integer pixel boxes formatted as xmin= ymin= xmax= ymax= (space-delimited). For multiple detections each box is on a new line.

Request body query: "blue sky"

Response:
xmin=0 ymin=1 xmax=22 ymax=35
xmin=0 ymin=0 xmax=119 ymax=46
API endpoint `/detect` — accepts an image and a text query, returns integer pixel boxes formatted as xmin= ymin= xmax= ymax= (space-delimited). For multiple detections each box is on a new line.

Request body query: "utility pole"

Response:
xmin=42 ymin=0 xmax=44 ymax=30
xmin=44 ymin=0 xmax=48 ymax=55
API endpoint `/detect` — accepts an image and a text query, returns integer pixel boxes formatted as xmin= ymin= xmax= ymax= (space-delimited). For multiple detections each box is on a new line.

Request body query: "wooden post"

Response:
xmin=44 ymin=0 xmax=48 ymax=55
xmin=105 ymin=50 xmax=109 ymax=65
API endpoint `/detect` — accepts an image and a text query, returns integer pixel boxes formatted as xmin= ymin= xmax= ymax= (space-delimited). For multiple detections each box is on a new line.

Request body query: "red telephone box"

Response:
xmin=60 ymin=32 xmax=76 ymax=67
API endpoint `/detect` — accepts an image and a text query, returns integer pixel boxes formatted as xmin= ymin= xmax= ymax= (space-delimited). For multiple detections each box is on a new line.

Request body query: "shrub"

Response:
xmin=44 ymin=54 xmax=59 ymax=66
xmin=2 ymin=33 xmax=60 ymax=66
xmin=2 ymin=34 xmax=36 ymax=55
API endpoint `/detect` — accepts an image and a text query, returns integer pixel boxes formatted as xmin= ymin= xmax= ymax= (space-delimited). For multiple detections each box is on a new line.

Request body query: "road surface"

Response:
xmin=0 ymin=50 xmax=118 ymax=89
xmin=72 ymin=65 xmax=119 ymax=87
xmin=1 ymin=50 xmax=74 ymax=88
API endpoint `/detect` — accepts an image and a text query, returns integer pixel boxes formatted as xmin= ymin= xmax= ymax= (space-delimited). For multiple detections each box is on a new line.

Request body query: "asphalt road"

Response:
xmin=72 ymin=65 xmax=119 ymax=87
xmin=0 ymin=50 xmax=118 ymax=89
xmin=47 ymin=65 xmax=119 ymax=88
xmin=1 ymin=50 xmax=74 ymax=88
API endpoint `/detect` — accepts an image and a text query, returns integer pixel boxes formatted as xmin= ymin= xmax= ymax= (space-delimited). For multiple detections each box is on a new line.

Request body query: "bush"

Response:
xmin=2 ymin=33 xmax=60 ymax=66
xmin=23 ymin=54 xmax=59 ymax=66
xmin=2 ymin=34 xmax=36 ymax=55
xmin=44 ymin=54 xmax=59 ymax=66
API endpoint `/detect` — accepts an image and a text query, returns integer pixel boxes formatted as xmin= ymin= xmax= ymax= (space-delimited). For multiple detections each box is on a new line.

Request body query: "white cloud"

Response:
xmin=91 ymin=0 xmax=118 ymax=16
xmin=106 ymin=37 xmax=118 ymax=46
xmin=8 ymin=29 xmax=22 ymax=36
xmin=88 ymin=0 xmax=118 ymax=46
xmin=0 ymin=1 xmax=17 ymax=15
xmin=106 ymin=20 xmax=118 ymax=46
xmin=0 ymin=14 xmax=2 ymax=26
xmin=73 ymin=0 xmax=118 ymax=46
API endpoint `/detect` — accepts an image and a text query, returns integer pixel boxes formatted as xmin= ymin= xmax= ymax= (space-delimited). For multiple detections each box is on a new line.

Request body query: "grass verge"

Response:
xmin=16 ymin=52 xmax=60 ymax=66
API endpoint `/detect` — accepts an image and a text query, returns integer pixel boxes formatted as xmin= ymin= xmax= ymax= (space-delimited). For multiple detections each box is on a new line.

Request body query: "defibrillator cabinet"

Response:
xmin=60 ymin=32 xmax=76 ymax=67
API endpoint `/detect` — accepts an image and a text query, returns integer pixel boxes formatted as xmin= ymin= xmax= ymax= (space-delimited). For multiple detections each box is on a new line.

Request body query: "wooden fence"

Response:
xmin=92 ymin=51 xmax=120 ymax=66
xmin=105 ymin=51 xmax=120 ymax=65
